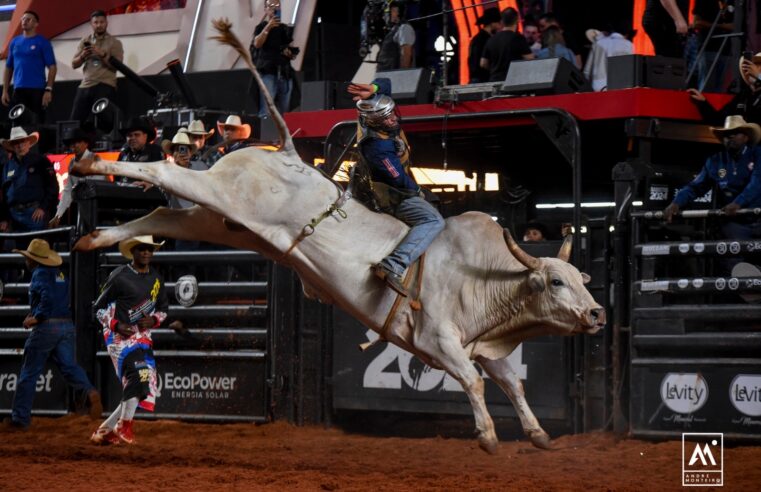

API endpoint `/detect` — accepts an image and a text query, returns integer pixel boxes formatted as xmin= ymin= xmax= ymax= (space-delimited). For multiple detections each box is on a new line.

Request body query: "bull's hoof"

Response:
xmin=72 ymin=231 xmax=100 ymax=252
xmin=477 ymin=434 xmax=499 ymax=455
xmin=527 ymin=429 xmax=552 ymax=450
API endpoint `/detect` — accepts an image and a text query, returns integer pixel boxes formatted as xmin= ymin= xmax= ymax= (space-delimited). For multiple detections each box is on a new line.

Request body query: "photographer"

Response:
xmin=69 ymin=10 xmax=123 ymax=124
xmin=251 ymin=0 xmax=297 ymax=118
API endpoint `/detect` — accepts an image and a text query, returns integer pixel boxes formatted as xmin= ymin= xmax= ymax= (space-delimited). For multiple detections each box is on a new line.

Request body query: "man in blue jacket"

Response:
xmin=664 ymin=116 xmax=761 ymax=242
xmin=3 ymin=239 xmax=101 ymax=430
xmin=348 ymin=78 xmax=445 ymax=297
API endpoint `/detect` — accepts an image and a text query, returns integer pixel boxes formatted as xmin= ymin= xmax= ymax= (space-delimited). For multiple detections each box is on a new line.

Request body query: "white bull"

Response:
xmin=71 ymin=20 xmax=605 ymax=453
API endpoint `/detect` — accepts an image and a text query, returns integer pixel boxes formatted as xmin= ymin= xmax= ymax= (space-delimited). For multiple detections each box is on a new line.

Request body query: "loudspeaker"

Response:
xmin=374 ymin=67 xmax=432 ymax=104
xmin=502 ymin=58 xmax=592 ymax=95
xmin=301 ymin=81 xmax=335 ymax=111
xmin=607 ymin=55 xmax=686 ymax=90
xmin=300 ymin=81 xmax=357 ymax=111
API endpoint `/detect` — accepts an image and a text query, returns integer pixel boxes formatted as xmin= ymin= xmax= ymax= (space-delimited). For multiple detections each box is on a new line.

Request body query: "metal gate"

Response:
xmin=628 ymin=209 xmax=761 ymax=440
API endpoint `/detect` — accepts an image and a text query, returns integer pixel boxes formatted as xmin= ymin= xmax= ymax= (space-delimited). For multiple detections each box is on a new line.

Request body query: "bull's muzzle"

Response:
xmin=585 ymin=307 xmax=606 ymax=332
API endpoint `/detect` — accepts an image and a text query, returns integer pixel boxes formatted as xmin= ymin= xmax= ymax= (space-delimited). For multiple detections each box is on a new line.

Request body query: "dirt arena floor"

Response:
xmin=1 ymin=415 xmax=759 ymax=491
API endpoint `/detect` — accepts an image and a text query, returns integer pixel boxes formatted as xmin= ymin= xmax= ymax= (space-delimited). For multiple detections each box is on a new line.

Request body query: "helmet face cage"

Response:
xmin=357 ymin=95 xmax=397 ymax=129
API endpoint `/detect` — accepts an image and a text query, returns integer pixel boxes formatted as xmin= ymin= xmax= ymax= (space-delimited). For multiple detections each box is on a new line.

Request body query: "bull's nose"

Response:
xmin=590 ymin=308 xmax=606 ymax=325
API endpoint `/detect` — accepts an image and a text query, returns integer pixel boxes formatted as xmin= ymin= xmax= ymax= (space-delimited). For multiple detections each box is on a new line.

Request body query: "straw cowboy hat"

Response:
xmin=1 ymin=126 xmax=39 ymax=152
xmin=118 ymin=235 xmax=165 ymax=260
xmin=711 ymin=115 xmax=761 ymax=145
xmin=739 ymin=51 xmax=761 ymax=87
xmin=182 ymin=119 xmax=214 ymax=137
xmin=216 ymin=115 xmax=251 ymax=140
xmin=161 ymin=129 xmax=193 ymax=154
xmin=13 ymin=238 xmax=62 ymax=267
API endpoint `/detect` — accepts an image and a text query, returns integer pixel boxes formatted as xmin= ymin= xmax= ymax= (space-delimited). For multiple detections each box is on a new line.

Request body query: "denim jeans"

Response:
xmin=698 ymin=52 xmax=730 ymax=93
xmin=381 ymin=196 xmax=445 ymax=276
xmin=259 ymin=73 xmax=293 ymax=117
xmin=10 ymin=205 xmax=46 ymax=232
xmin=12 ymin=319 xmax=94 ymax=427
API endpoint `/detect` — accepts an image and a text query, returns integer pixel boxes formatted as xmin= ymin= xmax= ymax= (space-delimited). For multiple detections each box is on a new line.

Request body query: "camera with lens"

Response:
xmin=360 ymin=0 xmax=390 ymax=58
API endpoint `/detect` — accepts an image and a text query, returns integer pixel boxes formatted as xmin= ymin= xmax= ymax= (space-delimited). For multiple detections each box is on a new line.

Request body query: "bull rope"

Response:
xmin=359 ymin=254 xmax=425 ymax=352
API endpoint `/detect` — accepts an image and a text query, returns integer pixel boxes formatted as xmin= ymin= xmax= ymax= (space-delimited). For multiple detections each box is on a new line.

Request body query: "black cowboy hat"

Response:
xmin=477 ymin=7 xmax=500 ymax=25
xmin=61 ymin=127 xmax=93 ymax=145
xmin=119 ymin=116 xmax=157 ymax=142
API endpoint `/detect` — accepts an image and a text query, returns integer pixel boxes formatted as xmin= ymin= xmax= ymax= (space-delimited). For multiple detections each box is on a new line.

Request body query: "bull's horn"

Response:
xmin=557 ymin=233 xmax=573 ymax=262
xmin=503 ymin=229 xmax=541 ymax=270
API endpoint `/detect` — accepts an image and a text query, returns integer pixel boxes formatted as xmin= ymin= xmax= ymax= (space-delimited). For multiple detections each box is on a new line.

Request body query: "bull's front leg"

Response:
xmin=418 ymin=329 xmax=498 ymax=454
xmin=476 ymin=355 xmax=551 ymax=449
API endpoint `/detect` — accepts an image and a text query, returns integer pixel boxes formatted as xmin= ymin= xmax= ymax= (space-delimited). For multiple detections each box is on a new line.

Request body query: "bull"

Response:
xmin=71 ymin=19 xmax=605 ymax=453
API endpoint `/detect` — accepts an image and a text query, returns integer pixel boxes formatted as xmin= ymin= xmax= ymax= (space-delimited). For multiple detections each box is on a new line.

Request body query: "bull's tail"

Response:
xmin=210 ymin=18 xmax=296 ymax=156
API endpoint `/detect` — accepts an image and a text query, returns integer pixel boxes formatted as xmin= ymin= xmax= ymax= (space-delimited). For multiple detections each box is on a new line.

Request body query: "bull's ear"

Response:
xmin=527 ymin=271 xmax=545 ymax=294
xmin=581 ymin=272 xmax=591 ymax=284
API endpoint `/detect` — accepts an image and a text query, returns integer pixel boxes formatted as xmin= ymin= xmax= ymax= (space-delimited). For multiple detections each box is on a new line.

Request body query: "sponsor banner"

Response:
xmin=631 ymin=363 xmax=761 ymax=436
xmin=0 ymin=358 xmax=69 ymax=413
xmin=98 ymin=354 xmax=267 ymax=420
xmin=332 ymin=309 xmax=570 ymax=420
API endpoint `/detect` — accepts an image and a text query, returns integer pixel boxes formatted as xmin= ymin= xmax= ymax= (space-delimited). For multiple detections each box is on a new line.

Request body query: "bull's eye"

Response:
xmin=551 ymin=278 xmax=564 ymax=287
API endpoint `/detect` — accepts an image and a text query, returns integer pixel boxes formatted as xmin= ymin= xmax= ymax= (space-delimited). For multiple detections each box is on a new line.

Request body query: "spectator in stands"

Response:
xmin=583 ymin=26 xmax=634 ymax=91
xmin=664 ymin=116 xmax=761 ymax=241
xmin=49 ymin=128 xmax=105 ymax=228
xmin=481 ymin=7 xmax=534 ymax=82
xmin=217 ymin=115 xmax=252 ymax=155
xmin=468 ymin=7 xmax=501 ymax=84
xmin=180 ymin=120 xmax=221 ymax=167
xmin=116 ymin=117 xmax=164 ymax=185
xmin=91 ymin=235 xmax=167 ymax=445
xmin=642 ymin=0 xmax=689 ymax=58
xmin=522 ymin=222 xmax=549 ymax=242
xmin=537 ymin=12 xmax=581 ymax=68
xmin=0 ymin=127 xmax=58 ymax=234
xmin=375 ymin=1 xmax=416 ymax=71
xmin=523 ymin=21 xmax=542 ymax=57
xmin=689 ymin=52 xmax=761 ymax=125
xmin=69 ymin=10 xmax=124 ymax=124
xmin=251 ymin=0 xmax=297 ymax=117
xmin=161 ymin=131 xmax=203 ymax=251
xmin=536 ymin=26 xmax=576 ymax=66
xmin=1 ymin=10 xmax=57 ymax=124
xmin=2 ymin=239 xmax=102 ymax=431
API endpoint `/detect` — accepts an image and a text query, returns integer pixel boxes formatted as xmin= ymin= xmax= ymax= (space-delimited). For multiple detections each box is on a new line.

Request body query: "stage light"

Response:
xmin=91 ymin=97 xmax=123 ymax=150
xmin=8 ymin=103 xmax=36 ymax=126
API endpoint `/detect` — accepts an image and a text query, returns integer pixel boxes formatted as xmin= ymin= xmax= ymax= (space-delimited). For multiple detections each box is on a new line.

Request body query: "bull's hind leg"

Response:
xmin=74 ymin=206 xmax=272 ymax=254
xmin=418 ymin=329 xmax=498 ymax=454
xmin=477 ymin=355 xmax=551 ymax=450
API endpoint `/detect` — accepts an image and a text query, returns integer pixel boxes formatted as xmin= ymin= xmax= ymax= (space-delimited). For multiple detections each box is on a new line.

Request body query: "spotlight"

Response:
xmin=8 ymin=103 xmax=36 ymax=126
xmin=91 ymin=98 xmax=122 ymax=150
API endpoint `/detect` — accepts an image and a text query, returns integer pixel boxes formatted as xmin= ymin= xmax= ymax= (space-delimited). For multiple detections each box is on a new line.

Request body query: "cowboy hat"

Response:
xmin=711 ymin=115 xmax=761 ymax=145
xmin=476 ymin=7 xmax=500 ymax=25
xmin=119 ymin=116 xmax=157 ymax=142
xmin=182 ymin=120 xmax=214 ymax=137
xmin=118 ymin=235 xmax=165 ymax=260
xmin=161 ymin=129 xmax=193 ymax=154
xmin=216 ymin=115 xmax=251 ymax=140
xmin=1 ymin=126 xmax=39 ymax=152
xmin=62 ymin=127 xmax=93 ymax=146
xmin=13 ymin=238 xmax=62 ymax=267
xmin=739 ymin=51 xmax=761 ymax=87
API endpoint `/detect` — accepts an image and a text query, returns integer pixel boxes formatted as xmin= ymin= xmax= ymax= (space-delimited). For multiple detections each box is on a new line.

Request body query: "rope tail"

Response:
xmin=209 ymin=18 xmax=296 ymax=155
